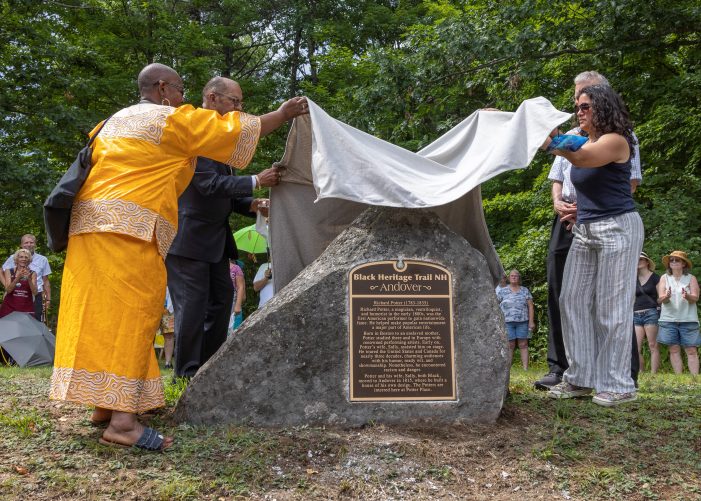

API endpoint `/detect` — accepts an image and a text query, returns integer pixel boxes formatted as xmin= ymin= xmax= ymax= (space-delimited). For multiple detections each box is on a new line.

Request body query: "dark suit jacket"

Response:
xmin=168 ymin=157 xmax=255 ymax=263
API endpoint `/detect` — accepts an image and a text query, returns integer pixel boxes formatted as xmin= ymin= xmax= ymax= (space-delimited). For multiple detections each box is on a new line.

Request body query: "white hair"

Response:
xmin=574 ymin=71 xmax=609 ymax=87
xmin=13 ymin=248 xmax=32 ymax=265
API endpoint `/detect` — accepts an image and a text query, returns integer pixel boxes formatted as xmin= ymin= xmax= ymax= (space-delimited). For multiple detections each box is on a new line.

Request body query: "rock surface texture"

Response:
xmin=174 ymin=207 xmax=509 ymax=426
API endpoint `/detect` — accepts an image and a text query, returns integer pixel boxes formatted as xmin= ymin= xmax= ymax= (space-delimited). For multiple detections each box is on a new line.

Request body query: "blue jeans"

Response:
xmin=657 ymin=321 xmax=701 ymax=347
xmin=633 ymin=308 xmax=659 ymax=326
xmin=505 ymin=321 xmax=530 ymax=341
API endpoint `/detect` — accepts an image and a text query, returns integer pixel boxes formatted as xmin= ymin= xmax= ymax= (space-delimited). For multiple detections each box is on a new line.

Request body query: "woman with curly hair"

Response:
xmin=542 ymin=84 xmax=643 ymax=406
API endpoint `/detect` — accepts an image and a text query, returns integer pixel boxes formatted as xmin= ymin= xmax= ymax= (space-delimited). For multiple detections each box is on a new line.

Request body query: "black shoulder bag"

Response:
xmin=43 ymin=118 xmax=110 ymax=252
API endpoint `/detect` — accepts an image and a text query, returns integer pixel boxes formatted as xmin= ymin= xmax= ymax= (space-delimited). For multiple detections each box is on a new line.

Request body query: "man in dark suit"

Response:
xmin=166 ymin=76 xmax=283 ymax=378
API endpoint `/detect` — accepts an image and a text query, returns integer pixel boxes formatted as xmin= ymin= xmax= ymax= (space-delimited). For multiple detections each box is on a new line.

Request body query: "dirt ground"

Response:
xmin=1 ymin=367 xmax=700 ymax=500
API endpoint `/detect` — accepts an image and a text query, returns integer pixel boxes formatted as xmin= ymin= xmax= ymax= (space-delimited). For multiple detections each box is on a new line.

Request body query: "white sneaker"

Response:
xmin=592 ymin=392 xmax=637 ymax=407
xmin=548 ymin=381 xmax=593 ymax=399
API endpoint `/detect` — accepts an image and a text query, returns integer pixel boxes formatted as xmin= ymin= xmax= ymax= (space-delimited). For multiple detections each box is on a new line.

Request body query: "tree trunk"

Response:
xmin=289 ymin=27 xmax=302 ymax=98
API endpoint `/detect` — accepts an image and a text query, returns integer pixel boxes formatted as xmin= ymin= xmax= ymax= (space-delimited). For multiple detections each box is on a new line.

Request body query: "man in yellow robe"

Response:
xmin=50 ymin=63 xmax=308 ymax=450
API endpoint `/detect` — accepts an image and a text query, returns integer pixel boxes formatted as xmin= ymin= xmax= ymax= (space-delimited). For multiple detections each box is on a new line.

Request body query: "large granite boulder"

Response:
xmin=174 ymin=207 xmax=509 ymax=426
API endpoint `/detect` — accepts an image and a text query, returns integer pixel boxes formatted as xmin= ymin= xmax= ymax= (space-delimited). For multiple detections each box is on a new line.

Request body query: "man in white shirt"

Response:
xmin=2 ymin=234 xmax=51 ymax=321
xmin=253 ymin=261 xmax=274 ymax=308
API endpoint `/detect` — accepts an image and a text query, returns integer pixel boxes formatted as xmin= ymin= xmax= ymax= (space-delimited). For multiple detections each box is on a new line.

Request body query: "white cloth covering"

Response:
xmin=270 ymin=98 xmax=571 ymax=292
xmin=255 ymin=211 xmax=268 ymax=239
xmin=310 ymin=97 xmax=570 ymax=206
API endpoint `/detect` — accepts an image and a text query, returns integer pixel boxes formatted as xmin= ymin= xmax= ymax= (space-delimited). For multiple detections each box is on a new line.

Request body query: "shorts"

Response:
xmin=633 ymin=308 xmax=659 ymax=327
xmin=657 ymin=321 xmax=701 ymax=347
xmin=505 ymin=321 xmax=531 ymax=341
xmin=160 ymin=312 xmax=175 ymax=334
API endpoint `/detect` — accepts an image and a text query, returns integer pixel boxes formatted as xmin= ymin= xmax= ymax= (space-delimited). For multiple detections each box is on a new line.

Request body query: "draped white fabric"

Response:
xmin=308 ymin=96 xmax=571 ymax=207
xmin=270 ymin=97 xmax=572 ymax=292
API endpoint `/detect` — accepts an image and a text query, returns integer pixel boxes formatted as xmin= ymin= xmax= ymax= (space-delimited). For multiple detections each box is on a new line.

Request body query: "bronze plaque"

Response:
xmin=349 ymin=260 xmax=455 ymax=401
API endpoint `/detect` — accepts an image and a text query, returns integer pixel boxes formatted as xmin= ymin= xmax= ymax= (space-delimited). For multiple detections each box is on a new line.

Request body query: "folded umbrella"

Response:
xmin=0 ymin=312 xmax=56 ymax=367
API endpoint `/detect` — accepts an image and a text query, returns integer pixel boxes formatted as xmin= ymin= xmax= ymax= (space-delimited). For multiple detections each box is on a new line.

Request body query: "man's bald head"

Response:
xmin=202 ymin=76 xmax=238 ymax=99
xmin=138 ymin=63 xmax=179 ymax=93
xmin=202 ymin=76 xmax=243 ymax=115
xmin=137 ymin=63 xmax=184 ymax=106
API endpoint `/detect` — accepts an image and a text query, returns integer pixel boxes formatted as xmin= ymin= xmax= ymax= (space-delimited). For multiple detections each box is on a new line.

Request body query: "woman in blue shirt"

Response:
xmin=497 ymin=269 xmax=535 ymax=369
xmin=542 ymin=85 xmax=643 ymax=407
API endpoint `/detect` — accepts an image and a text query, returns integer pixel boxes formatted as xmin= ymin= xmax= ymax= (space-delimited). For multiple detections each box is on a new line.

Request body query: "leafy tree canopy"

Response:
xmin=1 ymin=0 xmax=699 ymax=340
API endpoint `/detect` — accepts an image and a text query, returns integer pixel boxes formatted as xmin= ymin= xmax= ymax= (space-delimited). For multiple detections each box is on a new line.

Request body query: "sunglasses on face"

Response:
xmin=574 ymin=103 xmax=591 ymax=114
xmin=669 ymin=257 xmax=684 ymax=263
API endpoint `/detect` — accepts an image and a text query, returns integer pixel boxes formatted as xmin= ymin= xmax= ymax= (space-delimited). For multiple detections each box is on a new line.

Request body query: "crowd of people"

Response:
xmin=2 ymin=65 xmax=698 ymax=451
xmin=37 ymin=63 xmax=309 ymax=451
xmin=504 ymin=248 xmax=700 ymax=383
xmin=503 ymin=71 xmax=700 ymax=408
xmin=0 ymin=234 xmax=51 ymax=320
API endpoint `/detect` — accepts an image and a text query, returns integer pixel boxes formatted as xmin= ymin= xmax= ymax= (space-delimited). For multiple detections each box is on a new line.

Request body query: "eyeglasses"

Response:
xmin=574 ymin=103 xmax=591 ymax=114
xmin=214 ymin=92 xmax=244 ymax=109
xmin=154 ymin=80 xmax=185 ymax=97
xmin=669 ymin=257 xmax=683 ymax=263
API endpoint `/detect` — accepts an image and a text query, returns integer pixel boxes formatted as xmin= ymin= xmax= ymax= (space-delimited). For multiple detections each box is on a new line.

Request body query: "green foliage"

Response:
xmin=164 ymin=376 xmax=189 ymax=407
xmin=0 ymin=408 xmax=52 ymax=437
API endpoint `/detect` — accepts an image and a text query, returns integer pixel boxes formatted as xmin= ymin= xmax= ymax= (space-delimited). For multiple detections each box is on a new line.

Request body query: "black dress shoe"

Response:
xmin=534 ymin=372 xmax=562 ymax=391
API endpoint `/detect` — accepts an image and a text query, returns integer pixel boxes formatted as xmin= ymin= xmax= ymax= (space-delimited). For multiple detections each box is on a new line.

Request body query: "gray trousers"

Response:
xmin=560 ymin=211 xmax=643 ymax=393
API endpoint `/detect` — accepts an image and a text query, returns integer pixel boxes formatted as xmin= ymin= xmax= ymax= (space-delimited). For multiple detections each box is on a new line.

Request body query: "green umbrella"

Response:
xmin=233 ymin=224 xmax=268 ymax=254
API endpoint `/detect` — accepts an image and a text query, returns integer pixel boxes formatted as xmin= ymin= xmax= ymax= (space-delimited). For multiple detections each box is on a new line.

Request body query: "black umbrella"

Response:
xmin=0 ymin=312 xmax=55 ymax=367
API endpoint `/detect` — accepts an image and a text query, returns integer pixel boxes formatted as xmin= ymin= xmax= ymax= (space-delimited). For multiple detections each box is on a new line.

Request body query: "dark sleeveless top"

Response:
xmin=0 ymin=269 xmax=36 ymax=318
xmin=570 ymin=158 xmax=636 ymax=223
xmin=634 ymin=273 xmax=660 ymax=311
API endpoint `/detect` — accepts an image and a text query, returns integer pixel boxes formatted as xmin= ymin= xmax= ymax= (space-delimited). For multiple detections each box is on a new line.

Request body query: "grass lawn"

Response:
xmin=0 ymin=364 xmax=699 ymax=500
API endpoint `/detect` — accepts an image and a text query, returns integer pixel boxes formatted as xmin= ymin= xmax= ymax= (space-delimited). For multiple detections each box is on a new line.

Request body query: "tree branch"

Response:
xmin=431 ymin=36 xmax=700 ymax=84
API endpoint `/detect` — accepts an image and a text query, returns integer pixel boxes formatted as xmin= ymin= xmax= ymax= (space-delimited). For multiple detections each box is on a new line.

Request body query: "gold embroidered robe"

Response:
xmin=50 ymin=103 xmax=260 ymax=412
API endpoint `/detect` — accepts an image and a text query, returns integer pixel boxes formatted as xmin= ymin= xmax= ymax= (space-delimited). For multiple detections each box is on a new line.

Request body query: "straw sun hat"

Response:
xmin=639 ymin=251 xmax=655 ymax=271
xmin=662 ymin=250 xmax=693 ymax=270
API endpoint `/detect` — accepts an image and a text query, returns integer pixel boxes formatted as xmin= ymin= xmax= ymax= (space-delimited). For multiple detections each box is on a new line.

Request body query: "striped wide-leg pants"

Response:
xmin=559 ymin=211 xmax=644 ymax=393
